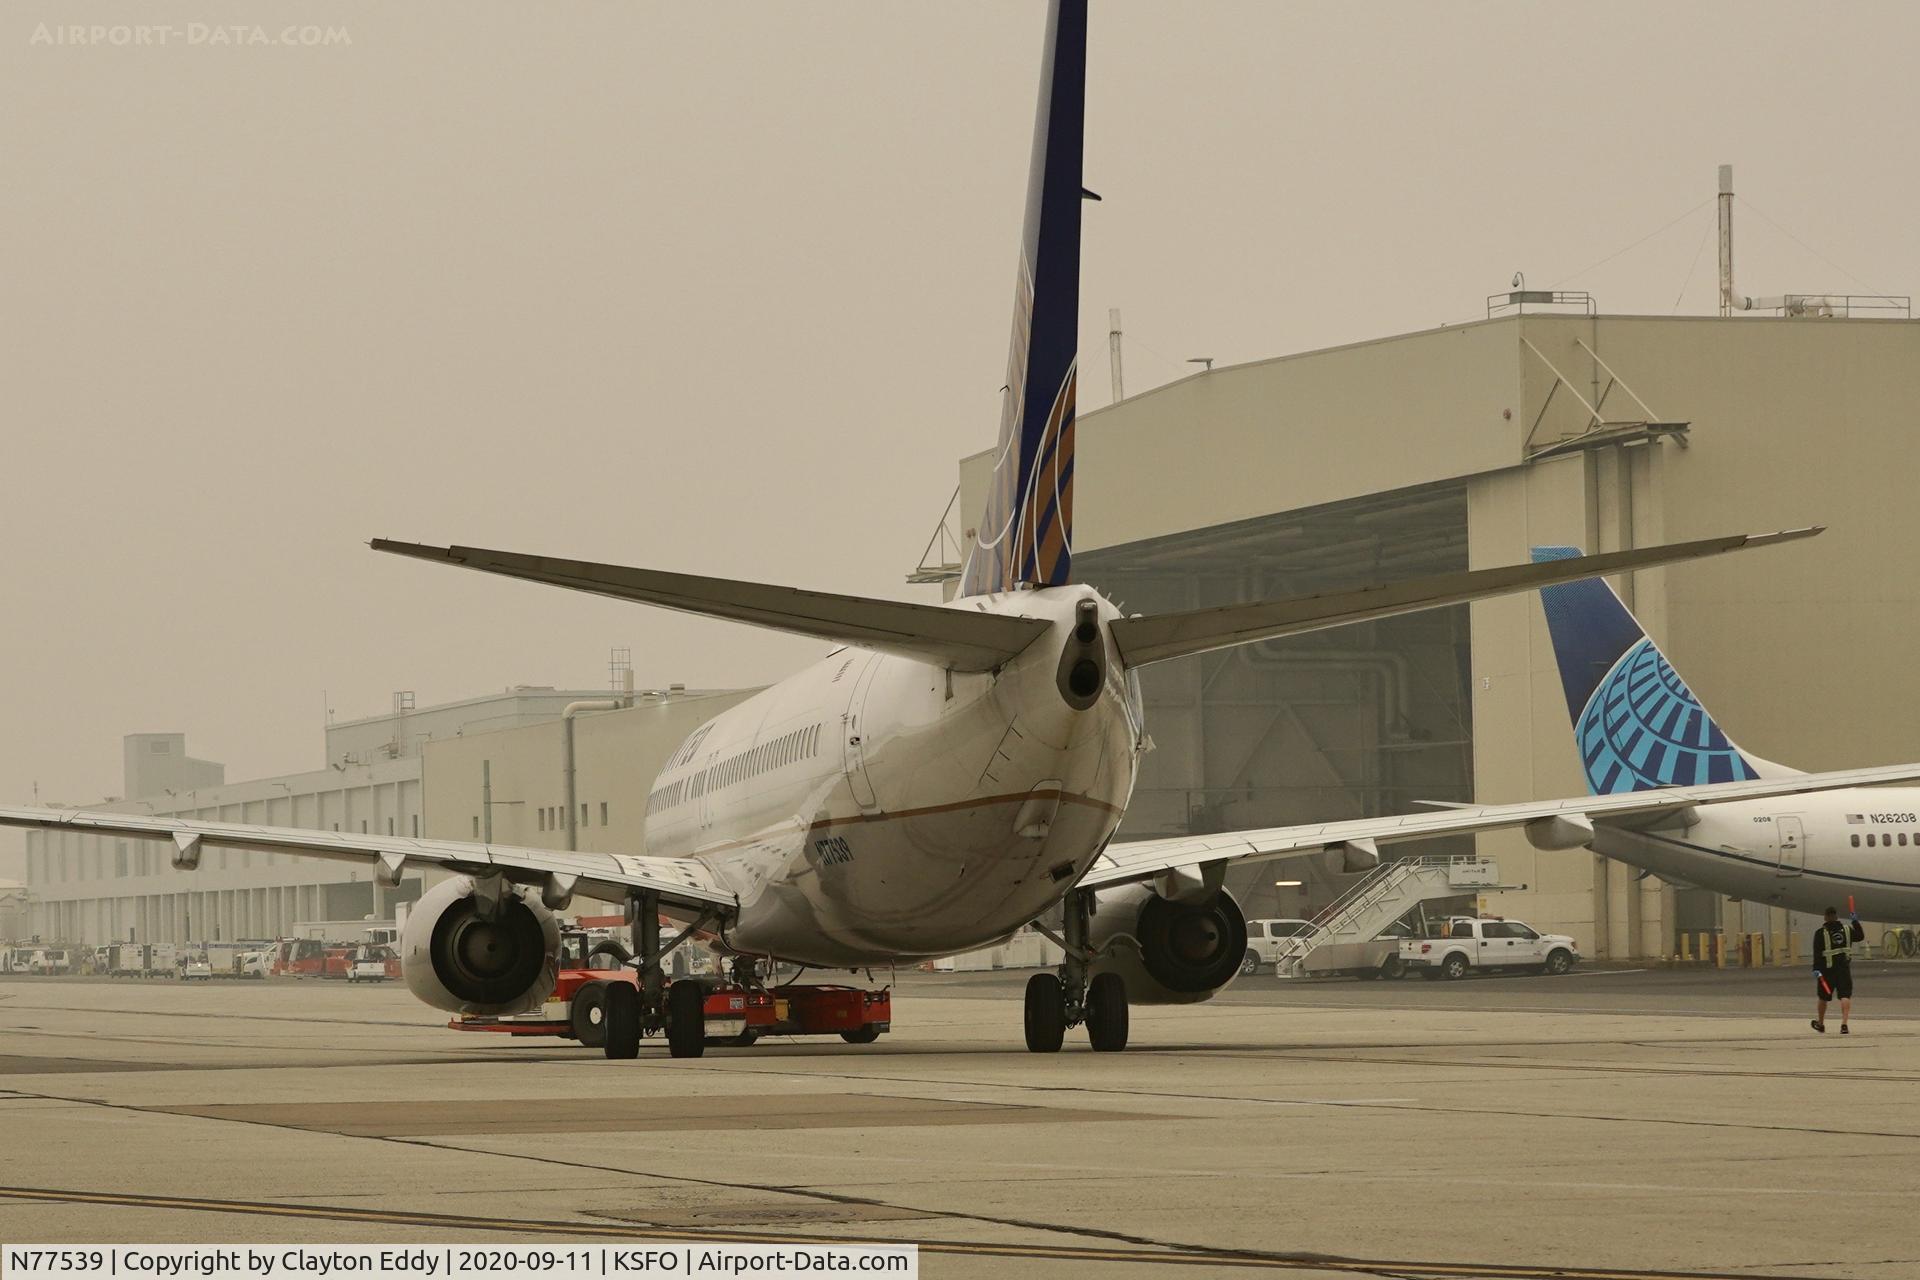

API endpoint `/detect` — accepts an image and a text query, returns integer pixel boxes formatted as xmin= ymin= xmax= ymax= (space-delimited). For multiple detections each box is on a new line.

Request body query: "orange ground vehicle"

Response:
xmin=449 ymin=930 xmax=891 ymax=1051
xmin=269 ymin=938 xmax=329 ymax=978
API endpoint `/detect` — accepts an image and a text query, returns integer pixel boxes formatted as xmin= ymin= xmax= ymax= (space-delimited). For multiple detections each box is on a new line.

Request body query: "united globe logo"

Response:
xmin=1577 ymin=638 xmax=1758 ymax=793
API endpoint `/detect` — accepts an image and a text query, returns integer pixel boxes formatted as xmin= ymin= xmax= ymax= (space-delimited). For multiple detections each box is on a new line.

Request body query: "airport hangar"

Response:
xmin=20 ymin=306 xmax=1920 ymax=963
xmin=935 ymin=304 xmax=1920 ymax=959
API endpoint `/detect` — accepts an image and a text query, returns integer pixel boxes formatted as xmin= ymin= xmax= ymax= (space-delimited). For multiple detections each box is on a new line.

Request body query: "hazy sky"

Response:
xmin=4 ymin=1 xmax=1916 ymax=877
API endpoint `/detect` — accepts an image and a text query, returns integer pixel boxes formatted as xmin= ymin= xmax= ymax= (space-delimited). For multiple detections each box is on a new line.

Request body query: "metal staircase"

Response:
xmin=1274 ymin=853 xmax=1501 ymax=977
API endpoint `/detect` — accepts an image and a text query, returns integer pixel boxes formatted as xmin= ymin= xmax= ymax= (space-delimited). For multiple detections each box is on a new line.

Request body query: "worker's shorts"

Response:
xmin=1817 ymin=969 xmax=1854 ymax=1000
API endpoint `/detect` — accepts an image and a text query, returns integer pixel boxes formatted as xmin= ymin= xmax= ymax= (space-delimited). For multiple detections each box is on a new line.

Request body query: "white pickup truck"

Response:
xmin=1239 ymin=919 xmax=1314 ymax=975
xmin=1400 ymin=917 xmax=1578 ymax=980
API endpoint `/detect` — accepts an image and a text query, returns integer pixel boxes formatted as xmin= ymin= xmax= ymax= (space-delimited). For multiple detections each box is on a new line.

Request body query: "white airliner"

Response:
xmin=1519 ymin=547 xmax=1920 ymax=920
xmin=5 ymin=2 xmax=1914 ymax=1057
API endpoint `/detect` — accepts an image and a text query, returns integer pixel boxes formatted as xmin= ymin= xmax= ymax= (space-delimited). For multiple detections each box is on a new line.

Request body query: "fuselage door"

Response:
xmin=1774 ymin=815 xmax=1806 ymax=876
xmin=842 ymin=653 xmax=883 ymax=813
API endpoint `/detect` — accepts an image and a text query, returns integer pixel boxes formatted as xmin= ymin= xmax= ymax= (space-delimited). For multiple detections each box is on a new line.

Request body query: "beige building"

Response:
xmin=946 ymin=308 xmax=1920 ymax=958
xmin=24 ymin=689 xmax=629 ymax=945
xmin=422 ymin=686 xmax=759 ymax=906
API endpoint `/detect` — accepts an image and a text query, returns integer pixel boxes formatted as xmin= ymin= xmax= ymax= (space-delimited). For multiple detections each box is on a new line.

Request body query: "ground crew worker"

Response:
xmin=1812 ymin=906 xmax=1865 ymax=1034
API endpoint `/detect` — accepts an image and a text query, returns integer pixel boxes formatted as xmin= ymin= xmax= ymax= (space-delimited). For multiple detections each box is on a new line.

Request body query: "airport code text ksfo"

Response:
xmin=4 ymin=1248 xmax=917 ymax=1279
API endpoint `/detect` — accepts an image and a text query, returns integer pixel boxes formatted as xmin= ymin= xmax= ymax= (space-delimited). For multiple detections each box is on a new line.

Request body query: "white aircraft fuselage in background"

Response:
xmin=1582 ymin=797 xmax=1920 ymax=920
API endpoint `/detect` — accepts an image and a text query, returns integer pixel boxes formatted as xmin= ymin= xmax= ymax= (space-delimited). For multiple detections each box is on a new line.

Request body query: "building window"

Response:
xmin=537 ymin=808 xmax=546 ymax=832
xmin=600 ymin=801 xmax=609 ymax=825
xmin=412 ymin=815 xmax=419 ymax=837
xmin=580 ymin=803 xmax=589 ymax=829
xmin=472 ymin=816 xmax=480 ymax=838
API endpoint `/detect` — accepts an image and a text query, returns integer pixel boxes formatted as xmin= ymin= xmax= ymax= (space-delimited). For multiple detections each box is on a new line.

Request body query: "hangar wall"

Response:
xmin=959 ymin=312 xmax=1920 ymax=957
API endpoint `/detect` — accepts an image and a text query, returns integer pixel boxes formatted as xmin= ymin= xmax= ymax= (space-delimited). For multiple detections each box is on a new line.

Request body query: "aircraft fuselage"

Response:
xmin=642 ymin=587 xmax=1140 ymax=965
xmin=1591 ymin=792 xmax=1920 ymax=920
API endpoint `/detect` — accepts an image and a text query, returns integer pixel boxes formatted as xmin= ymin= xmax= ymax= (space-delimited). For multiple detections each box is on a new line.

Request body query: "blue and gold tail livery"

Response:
xmin=1532 ymin=546 xmax=1763 ymax=794
xmin=959 ymin=0 xmax=1086 ymax=597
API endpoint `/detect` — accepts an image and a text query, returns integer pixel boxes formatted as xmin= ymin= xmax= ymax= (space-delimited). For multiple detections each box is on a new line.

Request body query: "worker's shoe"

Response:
xmin=1811 ymin=1019 xmax=1826 ymax=1033
xmin=1841 ymin=1024 xmax=1850 ymax=1035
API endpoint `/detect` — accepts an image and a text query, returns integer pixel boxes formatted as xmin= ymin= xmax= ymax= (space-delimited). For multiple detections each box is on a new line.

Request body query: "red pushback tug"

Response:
xmin=448 ymin=930 xmax=891 ymax=1055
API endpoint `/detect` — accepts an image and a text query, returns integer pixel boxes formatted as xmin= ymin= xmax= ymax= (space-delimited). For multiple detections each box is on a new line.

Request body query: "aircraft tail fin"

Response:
xmin=959 ymin=0 xmax=1087 ymax=597
xmin=1531 ymin=546 xmax=1796 ymax=793
xmin=372 ymin=541 xmax=1047 ymax=673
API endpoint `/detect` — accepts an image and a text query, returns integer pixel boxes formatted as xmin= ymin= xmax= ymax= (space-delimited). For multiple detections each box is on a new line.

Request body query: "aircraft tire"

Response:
xmin=1085 ymin=972 xmax=1128 ymax=1052
xmin=570 ymin=981 xmax=608 ymax=1047
xmin=667 ymin=981 xmax=706 ymax=1059
xmin=1024 ymin=973 xmax=1065 ymax=1053
xmin=602 ymin=983 xmax=640 ymax=1059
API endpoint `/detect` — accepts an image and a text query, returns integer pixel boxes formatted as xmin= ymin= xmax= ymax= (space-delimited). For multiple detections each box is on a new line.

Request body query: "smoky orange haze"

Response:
xmin=3 ymin=0 xmax=1917 ymax=878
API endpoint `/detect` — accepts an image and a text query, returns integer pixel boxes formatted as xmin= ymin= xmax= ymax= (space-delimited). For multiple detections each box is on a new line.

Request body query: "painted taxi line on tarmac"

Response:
xmin=0 ymin=1185 xmax=1831 ymax=1280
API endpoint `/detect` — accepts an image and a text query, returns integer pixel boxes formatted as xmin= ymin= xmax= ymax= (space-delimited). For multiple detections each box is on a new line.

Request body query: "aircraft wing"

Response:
xmin=0 ymin=805 xmax=737 ymax=917
xmin=1078 ymin=760 xmax=1920 ymax=892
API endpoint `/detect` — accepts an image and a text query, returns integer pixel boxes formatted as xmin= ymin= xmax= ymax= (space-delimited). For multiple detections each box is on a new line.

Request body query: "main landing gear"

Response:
xmin=1025 ymin=889 xmax=1129 ymax=1053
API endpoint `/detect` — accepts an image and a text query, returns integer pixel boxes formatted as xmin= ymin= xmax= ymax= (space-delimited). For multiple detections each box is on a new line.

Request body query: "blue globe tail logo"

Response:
xmin=1578 ymin=639 xmax=1759 ymax=793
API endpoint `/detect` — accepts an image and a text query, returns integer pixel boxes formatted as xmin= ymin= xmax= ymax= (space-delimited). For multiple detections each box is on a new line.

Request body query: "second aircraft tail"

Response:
xmin=1531 ymin=546 xmax=1794 ymax=793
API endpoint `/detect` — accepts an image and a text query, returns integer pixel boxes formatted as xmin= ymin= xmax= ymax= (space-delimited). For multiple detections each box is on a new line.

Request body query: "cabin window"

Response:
xmin=1867 ymin=833 xmax=1877 ymax=846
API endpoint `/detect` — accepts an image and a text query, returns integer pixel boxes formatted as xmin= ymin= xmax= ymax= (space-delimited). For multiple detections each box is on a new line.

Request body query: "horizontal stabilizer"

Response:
xmin=1108 ymin=528 xmax=1821 ymax=668
xmin=371 ymin=541 xmax=1048 ymax=672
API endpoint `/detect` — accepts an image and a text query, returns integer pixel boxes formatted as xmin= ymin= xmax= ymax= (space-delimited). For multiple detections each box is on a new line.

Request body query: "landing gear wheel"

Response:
xmin=1084 ymin=972 xmax=1128 ymax=1052
xmin=1379 ymin=954 xmax=1406 ymax=980
xmin=571 ymin=981 xmax=609 ymax=1047
xmin=1441 ymin=952 xmax=1470 ymax=981
xmin=602 ymin=983 xmax=640 ymax=1059
xmin=1023 ymin=972 xmax=1065 ymax=1053
xmin=666 ymin=981 xmax=706 ymax=1059
xmin=840 ymin=1026 xmax=881 ymax=1045
xmin=1544 ymin=949 xmax=1574 ymax=976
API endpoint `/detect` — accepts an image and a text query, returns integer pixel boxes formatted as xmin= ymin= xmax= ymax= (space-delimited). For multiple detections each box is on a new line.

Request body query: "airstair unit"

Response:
xmin=1275 ymin=854 xmax=1503 ymax=977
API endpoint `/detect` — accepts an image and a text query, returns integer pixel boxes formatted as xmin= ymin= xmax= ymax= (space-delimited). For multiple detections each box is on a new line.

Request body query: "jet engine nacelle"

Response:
xmin=401 ymin=874 xmax=561 ymax=1016
xmin=1085 ymin=883 xmax=1248 ymax=1005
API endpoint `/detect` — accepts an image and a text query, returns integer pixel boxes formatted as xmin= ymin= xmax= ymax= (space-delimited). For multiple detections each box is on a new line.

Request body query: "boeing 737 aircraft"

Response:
xmin=1524 ymin=548 xmax=1920 ymax=921
xmin=5 ymin=2 xmax=1914 ymax=1057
